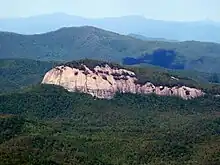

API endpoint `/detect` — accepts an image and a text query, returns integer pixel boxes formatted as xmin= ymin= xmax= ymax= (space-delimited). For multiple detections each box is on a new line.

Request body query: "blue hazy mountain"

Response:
xmin=128 ymin=33 xmax=178 ymax=42
xmin=0 ymin=13 xmax=220 ymax=42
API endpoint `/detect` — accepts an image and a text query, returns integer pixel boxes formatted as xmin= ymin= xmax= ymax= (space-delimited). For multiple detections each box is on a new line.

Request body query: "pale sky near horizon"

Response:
xmin=0 ymin=0 xmax=219 ymax=21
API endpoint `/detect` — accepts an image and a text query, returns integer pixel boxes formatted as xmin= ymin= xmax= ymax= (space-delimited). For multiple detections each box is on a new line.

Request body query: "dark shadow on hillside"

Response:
xmin=122 ymin=49 xmax=185 ymax=69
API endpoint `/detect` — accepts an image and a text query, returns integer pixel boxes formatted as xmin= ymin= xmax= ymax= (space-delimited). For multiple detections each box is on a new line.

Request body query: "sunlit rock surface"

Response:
xmin=42 ymin=64 xmax=204 ymax=99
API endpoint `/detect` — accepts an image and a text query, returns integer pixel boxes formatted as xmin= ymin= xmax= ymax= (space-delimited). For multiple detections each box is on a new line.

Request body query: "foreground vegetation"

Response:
xmin=0 ymin=84 xmax=219 ymax=165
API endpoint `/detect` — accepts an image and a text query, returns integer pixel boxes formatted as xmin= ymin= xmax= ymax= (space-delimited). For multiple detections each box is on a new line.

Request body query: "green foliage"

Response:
xmin=0 ymin=58 xmax=220 ymax=164
xmin=0 ymin=85 xmax=220 ymax=164
xmin=208 ymin=73 xmax=220 ymax=83
xmin=0 ymin=59 xmax=55 ymax=93
xmin=1 ymin=27 xmax=220 ymax=72
xmin=63 ymin=59 xmax=123 ymax=70
xmin=0 ymin=115 xmax=26 ymax=144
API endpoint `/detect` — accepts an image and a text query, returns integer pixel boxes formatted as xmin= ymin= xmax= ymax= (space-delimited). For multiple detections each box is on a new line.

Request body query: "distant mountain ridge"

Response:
xmin=128 ymin=33 xmax=178 ymax=42
xmin=1 ymin=13 xmax=220 ymax=43
xmin=1 ymin=26 xmax=220 ymax=73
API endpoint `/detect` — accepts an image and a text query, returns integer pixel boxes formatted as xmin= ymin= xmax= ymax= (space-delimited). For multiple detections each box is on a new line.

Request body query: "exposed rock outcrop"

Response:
xmin=42 ymin=64 xmax=204 ymax=99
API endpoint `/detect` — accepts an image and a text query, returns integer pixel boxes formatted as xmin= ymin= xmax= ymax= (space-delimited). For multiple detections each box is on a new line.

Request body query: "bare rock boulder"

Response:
xmin=42 ymin=64 xmax=204 ymax=99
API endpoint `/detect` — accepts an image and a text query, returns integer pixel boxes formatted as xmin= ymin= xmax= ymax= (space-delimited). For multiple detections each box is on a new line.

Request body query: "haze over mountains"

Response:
xmin=1 ymin=13 xmax=220 ymax=43
xmin=128 ymin=33 xmax=178 ymax=42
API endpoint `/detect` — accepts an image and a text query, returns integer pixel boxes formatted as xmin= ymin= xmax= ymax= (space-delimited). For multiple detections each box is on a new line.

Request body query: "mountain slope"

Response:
xmin=0 ymin=59 xmax=220 ymax=164
xmin=1 ymin=13 xmax=220 ymax=43
xmin=1 ymin=26 xmax=220 ymax=73
xmin=0 ymin=59 xmax=55 ymax=93
xmin=0 ymin=84 xmax=220 ymax=165
xmin=0 ymin=26 xmax=146 ymax=61
xmin=128 ymin=33 xmax=178 ymax=42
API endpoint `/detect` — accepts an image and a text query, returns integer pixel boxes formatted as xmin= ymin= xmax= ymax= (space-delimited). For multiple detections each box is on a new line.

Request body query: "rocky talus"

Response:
xmin=42 ymin=64 xmax=204 ymax=99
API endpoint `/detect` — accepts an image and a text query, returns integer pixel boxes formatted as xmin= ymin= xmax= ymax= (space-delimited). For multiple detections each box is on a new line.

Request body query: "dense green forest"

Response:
xmin=0 ymin=59 xmax=56 ymax=93
xmin=0 ymin=84 xmax=220 ymax=165
xmin=0 ymin=59 xmax=220 ymax=164
xmin=1 ymin=26 xmax=220 ymax=72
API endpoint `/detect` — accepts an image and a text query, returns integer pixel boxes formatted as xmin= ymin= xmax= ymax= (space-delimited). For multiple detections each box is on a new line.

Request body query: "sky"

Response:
xmin=0 ymin=0 xmax=220 ymax=21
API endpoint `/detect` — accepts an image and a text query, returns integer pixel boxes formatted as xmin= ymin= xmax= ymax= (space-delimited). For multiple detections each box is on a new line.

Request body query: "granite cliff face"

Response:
xmin=42 ymin=63 xmax=204 ymax=99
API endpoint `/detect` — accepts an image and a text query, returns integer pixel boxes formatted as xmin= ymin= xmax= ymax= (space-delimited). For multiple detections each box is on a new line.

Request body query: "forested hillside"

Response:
xmin=0 ymin=59 xmax=55 ymax=93
xmin=1 ymin=26 xmax=220 ymax=72
xmin=0 ymin=59 xmax=220 ymax=164
xmin=0 ymin=84 xmax=219 ymax=165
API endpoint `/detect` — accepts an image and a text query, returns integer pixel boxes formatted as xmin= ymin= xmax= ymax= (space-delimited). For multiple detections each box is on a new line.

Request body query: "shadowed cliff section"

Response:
xmin=122 ymin=49 xmax=185 ymax=70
